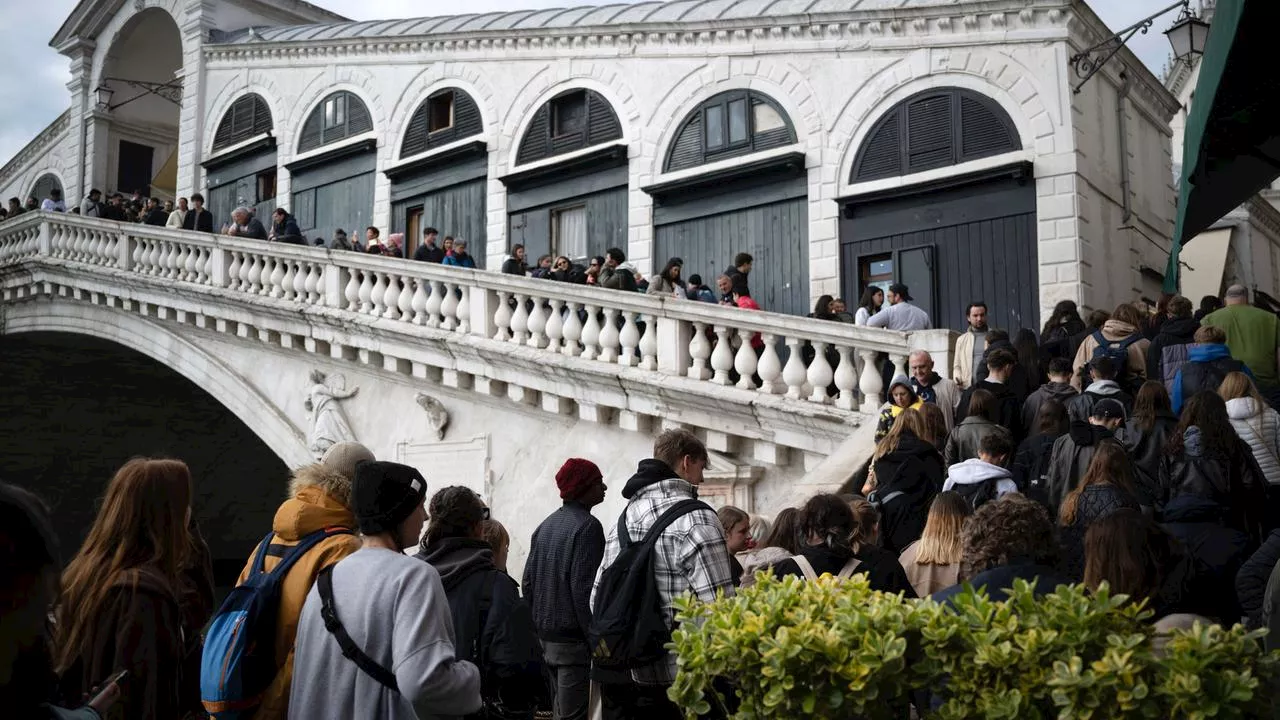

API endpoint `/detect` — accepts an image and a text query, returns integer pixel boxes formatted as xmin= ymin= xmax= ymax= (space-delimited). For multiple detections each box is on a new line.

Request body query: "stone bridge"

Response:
xmin=0 ymin=212 xmax=953 ymax=570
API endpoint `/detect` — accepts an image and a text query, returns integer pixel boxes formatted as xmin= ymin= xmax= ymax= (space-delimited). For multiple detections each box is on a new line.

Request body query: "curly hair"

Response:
xmin=799 ymin=494 xmax=857 ymax=555
xmin=423 ymin=486 xmax=487 ymax=549
xmin=960 ymin=493 xmax=1057 ymax=581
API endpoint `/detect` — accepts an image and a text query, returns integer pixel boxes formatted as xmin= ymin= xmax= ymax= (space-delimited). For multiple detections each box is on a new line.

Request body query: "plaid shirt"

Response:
xmin=592 ymin=477 xmax=735 ymax=686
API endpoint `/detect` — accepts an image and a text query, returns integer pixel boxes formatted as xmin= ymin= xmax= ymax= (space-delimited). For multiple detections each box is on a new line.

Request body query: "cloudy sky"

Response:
xmin=0 ymin=0 xmax=1182 ymax=164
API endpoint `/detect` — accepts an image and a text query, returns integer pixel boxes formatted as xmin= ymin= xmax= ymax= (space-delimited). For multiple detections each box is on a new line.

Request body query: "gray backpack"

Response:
xmin=1161 ymin=342 xmax=1203 ymax=394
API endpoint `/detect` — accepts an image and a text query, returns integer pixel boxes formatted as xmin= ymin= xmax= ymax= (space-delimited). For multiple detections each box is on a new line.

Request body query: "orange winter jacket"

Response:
xmin=235 ymin=475 xmax=362 ymax=720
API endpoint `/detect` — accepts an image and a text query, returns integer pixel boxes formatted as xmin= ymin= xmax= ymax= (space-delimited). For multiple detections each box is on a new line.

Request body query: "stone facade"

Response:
xmin=0 ymin=0 xmax=1182 ymax=325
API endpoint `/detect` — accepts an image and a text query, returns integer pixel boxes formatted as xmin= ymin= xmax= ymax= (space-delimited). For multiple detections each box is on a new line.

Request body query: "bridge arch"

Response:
xmin=1 ymin=300 xmax=311 ymax=468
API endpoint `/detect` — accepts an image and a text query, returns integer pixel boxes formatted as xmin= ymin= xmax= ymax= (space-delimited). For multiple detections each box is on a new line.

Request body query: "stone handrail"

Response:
xmin=0 ymin=212 xmax=955 ymax=414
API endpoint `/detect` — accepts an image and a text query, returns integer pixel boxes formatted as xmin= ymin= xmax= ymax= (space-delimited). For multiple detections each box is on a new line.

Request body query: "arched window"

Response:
xmin=212 ymin=94 xmax=273 ymax=154
xmin=298 ymin=91 xmax=373 ymax=154
xmin=515 ymin=89 xmax=621 ymax=165
xmin=851 ymin=88 xmax=1020 ymax=183
xmin=30 ymin=174 xmax=62 ymax=202
xmin=400 ymin=88 xmax=483 ymax=159
xmin=664 ymin=91 xmax=796 ymax=173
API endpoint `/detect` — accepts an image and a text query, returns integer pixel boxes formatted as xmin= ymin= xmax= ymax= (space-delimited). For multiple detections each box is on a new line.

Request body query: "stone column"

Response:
xmin=58 ymin=39 xmax=95 ymax=205
xmin=175 ymin=10 xmax=213 ymax=200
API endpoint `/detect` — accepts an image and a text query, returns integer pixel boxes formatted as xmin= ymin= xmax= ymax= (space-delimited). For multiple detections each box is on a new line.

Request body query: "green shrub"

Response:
xmin=668 ymin=573 xmax=1280 ymax=720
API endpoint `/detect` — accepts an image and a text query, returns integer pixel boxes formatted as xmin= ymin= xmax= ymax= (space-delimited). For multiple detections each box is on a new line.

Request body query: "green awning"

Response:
xmin=1167 ymin=0 xmax=1280 ymax=293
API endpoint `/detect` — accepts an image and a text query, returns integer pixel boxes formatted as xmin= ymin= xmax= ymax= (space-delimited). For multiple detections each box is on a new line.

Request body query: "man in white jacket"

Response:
xmin=166 ymin=197 xmax=188 ymax=229
xmin=944 ymin=433 xmax=1017 ymax=509
xmin=952 ymin=302 xmax=988 ymax=389
xmin=289 ymin=461 xmax=481 ymax=719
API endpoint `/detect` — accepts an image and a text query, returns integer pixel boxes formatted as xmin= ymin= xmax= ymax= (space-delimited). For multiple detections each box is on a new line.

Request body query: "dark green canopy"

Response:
xmin=1167 ymin=0 xmax=1280 ymax=293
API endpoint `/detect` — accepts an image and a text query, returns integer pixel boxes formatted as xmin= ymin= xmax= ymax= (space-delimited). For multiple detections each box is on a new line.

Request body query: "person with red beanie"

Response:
xmin=521 ymin=459 xmax=607 ymax=720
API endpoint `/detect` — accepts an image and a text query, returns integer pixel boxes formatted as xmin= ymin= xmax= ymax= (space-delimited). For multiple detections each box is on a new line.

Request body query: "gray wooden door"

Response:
xmin=655 ymin=197 xmax=809 ymax=317
xmin=393 ymin=179 xmax=487 ymax=265
xmin=294 ymin=172 xmax=375 ymax=245
xmin=840 ymin=170 xmax=1038 ymax=332
xmin=508 ymin=186 xmax=627 ymax=265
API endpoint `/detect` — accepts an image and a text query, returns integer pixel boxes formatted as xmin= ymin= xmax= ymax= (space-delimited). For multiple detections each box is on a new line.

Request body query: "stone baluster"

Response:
xmin=510 ymin=295 xmax=530 ymax=344
xmin=710 ymin=326 xmax=734 ymax=385
xmin=493 ymin=292 xmax=513 ymax=341
xmin=227 ymin=251 xmax=243 ymax=290
xmin=833 ymin=346 xmax=858 ymax=410
xmin=526 ymin=298 xmax=548 ymax=348
xmin=598 ymin=308 xmax=620 ymax=362
xmin=358 ymin=270 xmax=376 ymax=313
xmin=440 ymin=283 xmax=459 ymax=330
xmin=735 ymin=329 xmax=758 ymax=389
xmin=638 ymin=314 xmax=658 ymax=371
xmin=382 ymin=274 xmax=402 ymax=319
xmin=185 ymin=244 xmax=200 ymax=280
xmin=423 ymin=280 xmax=443 ymax=327
xmin=859 ymin=349 xmax=884 ymax=412
xmin=368 ymin=272 xmax=388 ymax=316
xmin=157 ymin=241 xmax=171 ymax=277
xmin=172 ymin=244 xmax=188 ymax=279
xmin=688 ymin=322 xmax=712 ymax=380
xmin=455 ymin=284 xmax=471 ymax=333
xmin=281 ymin=261 xmax=297 ymax=300
xmin=142 ymin=238 xmax=158 ymax=274
xmin=889 ymin=353 xmax=908 ymax=382
xmin=618 ymin=313 xmax=640 ymax=367
xmin=782 ymin=337 xmax=807 ymax=399
xmin=544 ymin=299 xmax=564 ymax=352
xmin=150 ymin=238 xmax=164 ymax=275
xmin=399 ymin=277 xmax=417 ymax=321
xmin=757 ymin=334 xmax=783 ymax=394
xmin=291 ymin=262 xmax=307 ymax=299
xmin=580 ymin=306 xmax=602 ymax=360
xmin=240 ymin=253 xmax=257 ymax=292
xmin=132 ymin=236 xmax=146 ymax=271
xmin=808 ymin=341 xmax=834 ymax=403
xmin=561 ymin=302 xmax=582 ymax=356
xmin=305 ymin=264 xmax=322 ymax=302
xmin=268 ymin=256 xmax=286 ymax=298
xmin=344 ymin=268 xmax=361 ymax=310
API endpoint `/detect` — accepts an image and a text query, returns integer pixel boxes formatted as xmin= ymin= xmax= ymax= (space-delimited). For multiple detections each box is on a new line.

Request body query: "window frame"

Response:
xmin=550 ymin=204 xmax=588 ymax=261
xmin=427 ymin=91 xmax=455 ymax=135
xmin=322 ymin=94 xmax=347 ymax=132
xmin=551 ymin=90 xmax=588 ymax=139
xmin=702 ymin=91 xmax=754 ymax=157
xmin=256 ymin=168 xmax=277 ymax=203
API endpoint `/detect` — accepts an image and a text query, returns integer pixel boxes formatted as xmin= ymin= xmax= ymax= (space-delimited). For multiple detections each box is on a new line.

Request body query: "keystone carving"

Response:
xmin=415 ymin=392 xmax=450 ymax=441
xmin=305 ymin=370 xmax=359 ymax=458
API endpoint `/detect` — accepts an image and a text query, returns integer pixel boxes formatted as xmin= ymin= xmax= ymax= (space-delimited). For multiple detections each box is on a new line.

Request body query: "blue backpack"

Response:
xmin=201 ymin=527 xmax=352 ymax=719
xmin=1090 ymin=330 xmax=1140 ymax=376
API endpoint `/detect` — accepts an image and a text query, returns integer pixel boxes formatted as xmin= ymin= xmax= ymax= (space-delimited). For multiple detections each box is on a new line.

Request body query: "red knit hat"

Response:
xmin=556 ymin=458 xmax=603 ymax=500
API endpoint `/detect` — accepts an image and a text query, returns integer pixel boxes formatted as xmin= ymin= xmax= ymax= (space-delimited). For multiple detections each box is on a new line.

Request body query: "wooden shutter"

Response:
xmin=905 ymin=94 xmax=954 ymax=173
xmin=213 ymin=94 xmax=273 ymax=153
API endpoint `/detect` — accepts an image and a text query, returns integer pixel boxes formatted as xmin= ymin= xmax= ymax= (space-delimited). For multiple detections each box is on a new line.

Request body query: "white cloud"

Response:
xmin=0 ymin=0 xmax=1183 ymax=167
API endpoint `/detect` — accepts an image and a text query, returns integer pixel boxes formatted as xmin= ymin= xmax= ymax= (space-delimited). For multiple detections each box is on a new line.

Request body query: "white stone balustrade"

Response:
xmin=0 ymin=212 xmax=955 ymax=414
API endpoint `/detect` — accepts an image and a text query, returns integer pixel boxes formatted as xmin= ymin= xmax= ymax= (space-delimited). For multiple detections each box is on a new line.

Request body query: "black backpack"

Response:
xmin=952 ymin=478 xmax=1000 ymax=510
xmin=589 ymin=499 xmax=708 ymax=670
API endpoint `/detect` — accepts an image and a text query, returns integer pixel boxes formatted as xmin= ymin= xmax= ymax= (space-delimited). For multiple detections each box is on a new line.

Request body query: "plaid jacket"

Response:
xmin=592 ymin=476 xmax=734 ymax=686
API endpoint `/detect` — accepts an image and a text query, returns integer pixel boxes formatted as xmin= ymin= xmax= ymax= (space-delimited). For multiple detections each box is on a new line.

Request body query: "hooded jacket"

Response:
xmin=943 ymin=459 xmax=1017 ymax=506
xmin=1120 ymin=414 xmax=1176 ymax=505
xmin=1045 ymin=420 xmax=1114 ymax=513
xmin=1066 ymin=380 xmax=1133 ymax=423
xmin=955 ymin=379 xmax=1024 ymax=441
xmin=1070 ymin=319 xmax=1150 ymax=391
xmin=416 ymin=538 xmax=545 ymax=715
xmin=1022 ymin=381 xmax=1077 ymax=432
xmin=594 ymin=460 xmax=734 ymax=686
xmin=875 ymin=396 xmax=925 ymax=440
xmin=1158 ymin=426 xmax=1268 ymax=543
xmin=1171 ymin=344 xmax=1251 ymax=413
xmin=943 ymin=416 xmax=1011 ymax=467
xmin=233 ymin=467 xmax=362 ymax=720
xmin=1145 ymin=316 xmax=1200 ymax=382
xmin=57 ymin=565 xmax=188 ymax=719
xmin=868 ymin=431 xmax=943 ymax=553
xmin=1225 ymin=397 xmax=1280 ymax=485
xmin=1159 ymin=495 xmax=1251 ymax=623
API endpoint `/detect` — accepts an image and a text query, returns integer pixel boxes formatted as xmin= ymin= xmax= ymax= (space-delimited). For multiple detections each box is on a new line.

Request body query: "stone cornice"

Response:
xmin=1246 ymin=195 xmax=1280 ymax=241
xmin=0 ymin=111 xmax=71 ymax=189
xmin=205 ymin=2 xmax=1072 ymax=64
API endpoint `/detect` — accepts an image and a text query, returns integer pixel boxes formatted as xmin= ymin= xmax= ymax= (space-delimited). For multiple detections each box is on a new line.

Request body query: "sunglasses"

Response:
xmin=481 ymin=506 xmax=491 ymax=520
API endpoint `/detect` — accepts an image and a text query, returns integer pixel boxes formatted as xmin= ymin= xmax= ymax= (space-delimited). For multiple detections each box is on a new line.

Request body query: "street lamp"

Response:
xmin=1070 ymin=0 xmax=1210 ymax=94
xmin=94 ymin=85 xmax=114 ymax=111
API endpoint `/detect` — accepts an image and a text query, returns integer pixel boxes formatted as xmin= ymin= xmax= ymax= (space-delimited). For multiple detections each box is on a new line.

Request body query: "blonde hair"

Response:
xmin=912 ymin=492 xmax=972 ymax=565
xmin=481 ymin=518 xmax=509 ymax=555
xmin=1219 ymin=371 xmax=1265 ymax=409
xmin=873 ymin=408 xmax=927 ymax=462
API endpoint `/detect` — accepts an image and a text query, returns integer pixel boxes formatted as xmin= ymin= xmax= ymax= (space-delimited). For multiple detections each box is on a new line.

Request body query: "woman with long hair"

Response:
xmin=917 ymin=402 xmax=950 ymax=454
xmin=811 ymin=294 xmax=835 ymax=320
xmin=944 ymin=389 xmax=1012 ymax=466
xmin=1159 ymin=391 xmax=1268 ymax=542
xmin=898 ymin=492 xmax=972 ymax=597
xmin=1040 ymin=300 xmax=1086 ymax=363
xmin=1124 ymin=381 xmax=1179 ymax=504
xmin=646 ymin=257 xmax=686 ymax=298
xmin=717 ymin=505 xmax=751 ymax=585
xmin=865 ymin=409 xmax=944 ymax=553
xmin=1013 ymin=327 xmax=1045 ymax=388
xmin=1058 ymin=439 xmax=1141 ymax=580
xmin=1083 ymin=509 xmax=1197 ymax=620
xmin=875 ymin=376 xmax=924 ymax=440
xmin=740 ymin=507 xmax=801 ymax=584
xmin=1219 ymin=371 xmax=1280 ymax=488
xmin=771 ymin=495 xmax=915 ymax=595
xmin=1012 ymin=398 xmax=1069 ymax=502
xmin=854 ymin=286 xmax=883 ymax=326
xmin=54 ymin=458 xmax=202 ymax=719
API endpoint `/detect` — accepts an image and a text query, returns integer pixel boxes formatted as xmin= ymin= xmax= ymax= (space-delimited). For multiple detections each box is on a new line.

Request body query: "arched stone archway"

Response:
xmin=96 ymin=7 xmax=184 ymax=200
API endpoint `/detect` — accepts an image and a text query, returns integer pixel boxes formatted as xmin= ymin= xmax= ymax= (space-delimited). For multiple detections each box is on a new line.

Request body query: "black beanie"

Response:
xmin=352 ymin=461 xmax=427 ymax=535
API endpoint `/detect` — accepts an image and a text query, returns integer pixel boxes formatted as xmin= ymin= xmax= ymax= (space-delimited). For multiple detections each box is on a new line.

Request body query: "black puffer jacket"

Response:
xmin=1158 ymin=427 xmax=1269 ymax=544
xmin=1059 ymin=483 xmax=1140 ymax=581
xmin=417 ymin=538 xmax=546 ymax=715
xmin=1145 ymin=316 xmax=1200 ymax=382
xmin=868 ymin=431 xmax=943 ymax=553
xmin=1122 ymin=414 xmax=1178 ymax=506
xmin=1013 ymin=432 xmax=1062 ymax=505
xmin=1160 ymin=495 xmax=1251 ymax=624
xmin=1045 ymin=421 xmax=1114 ymax=514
